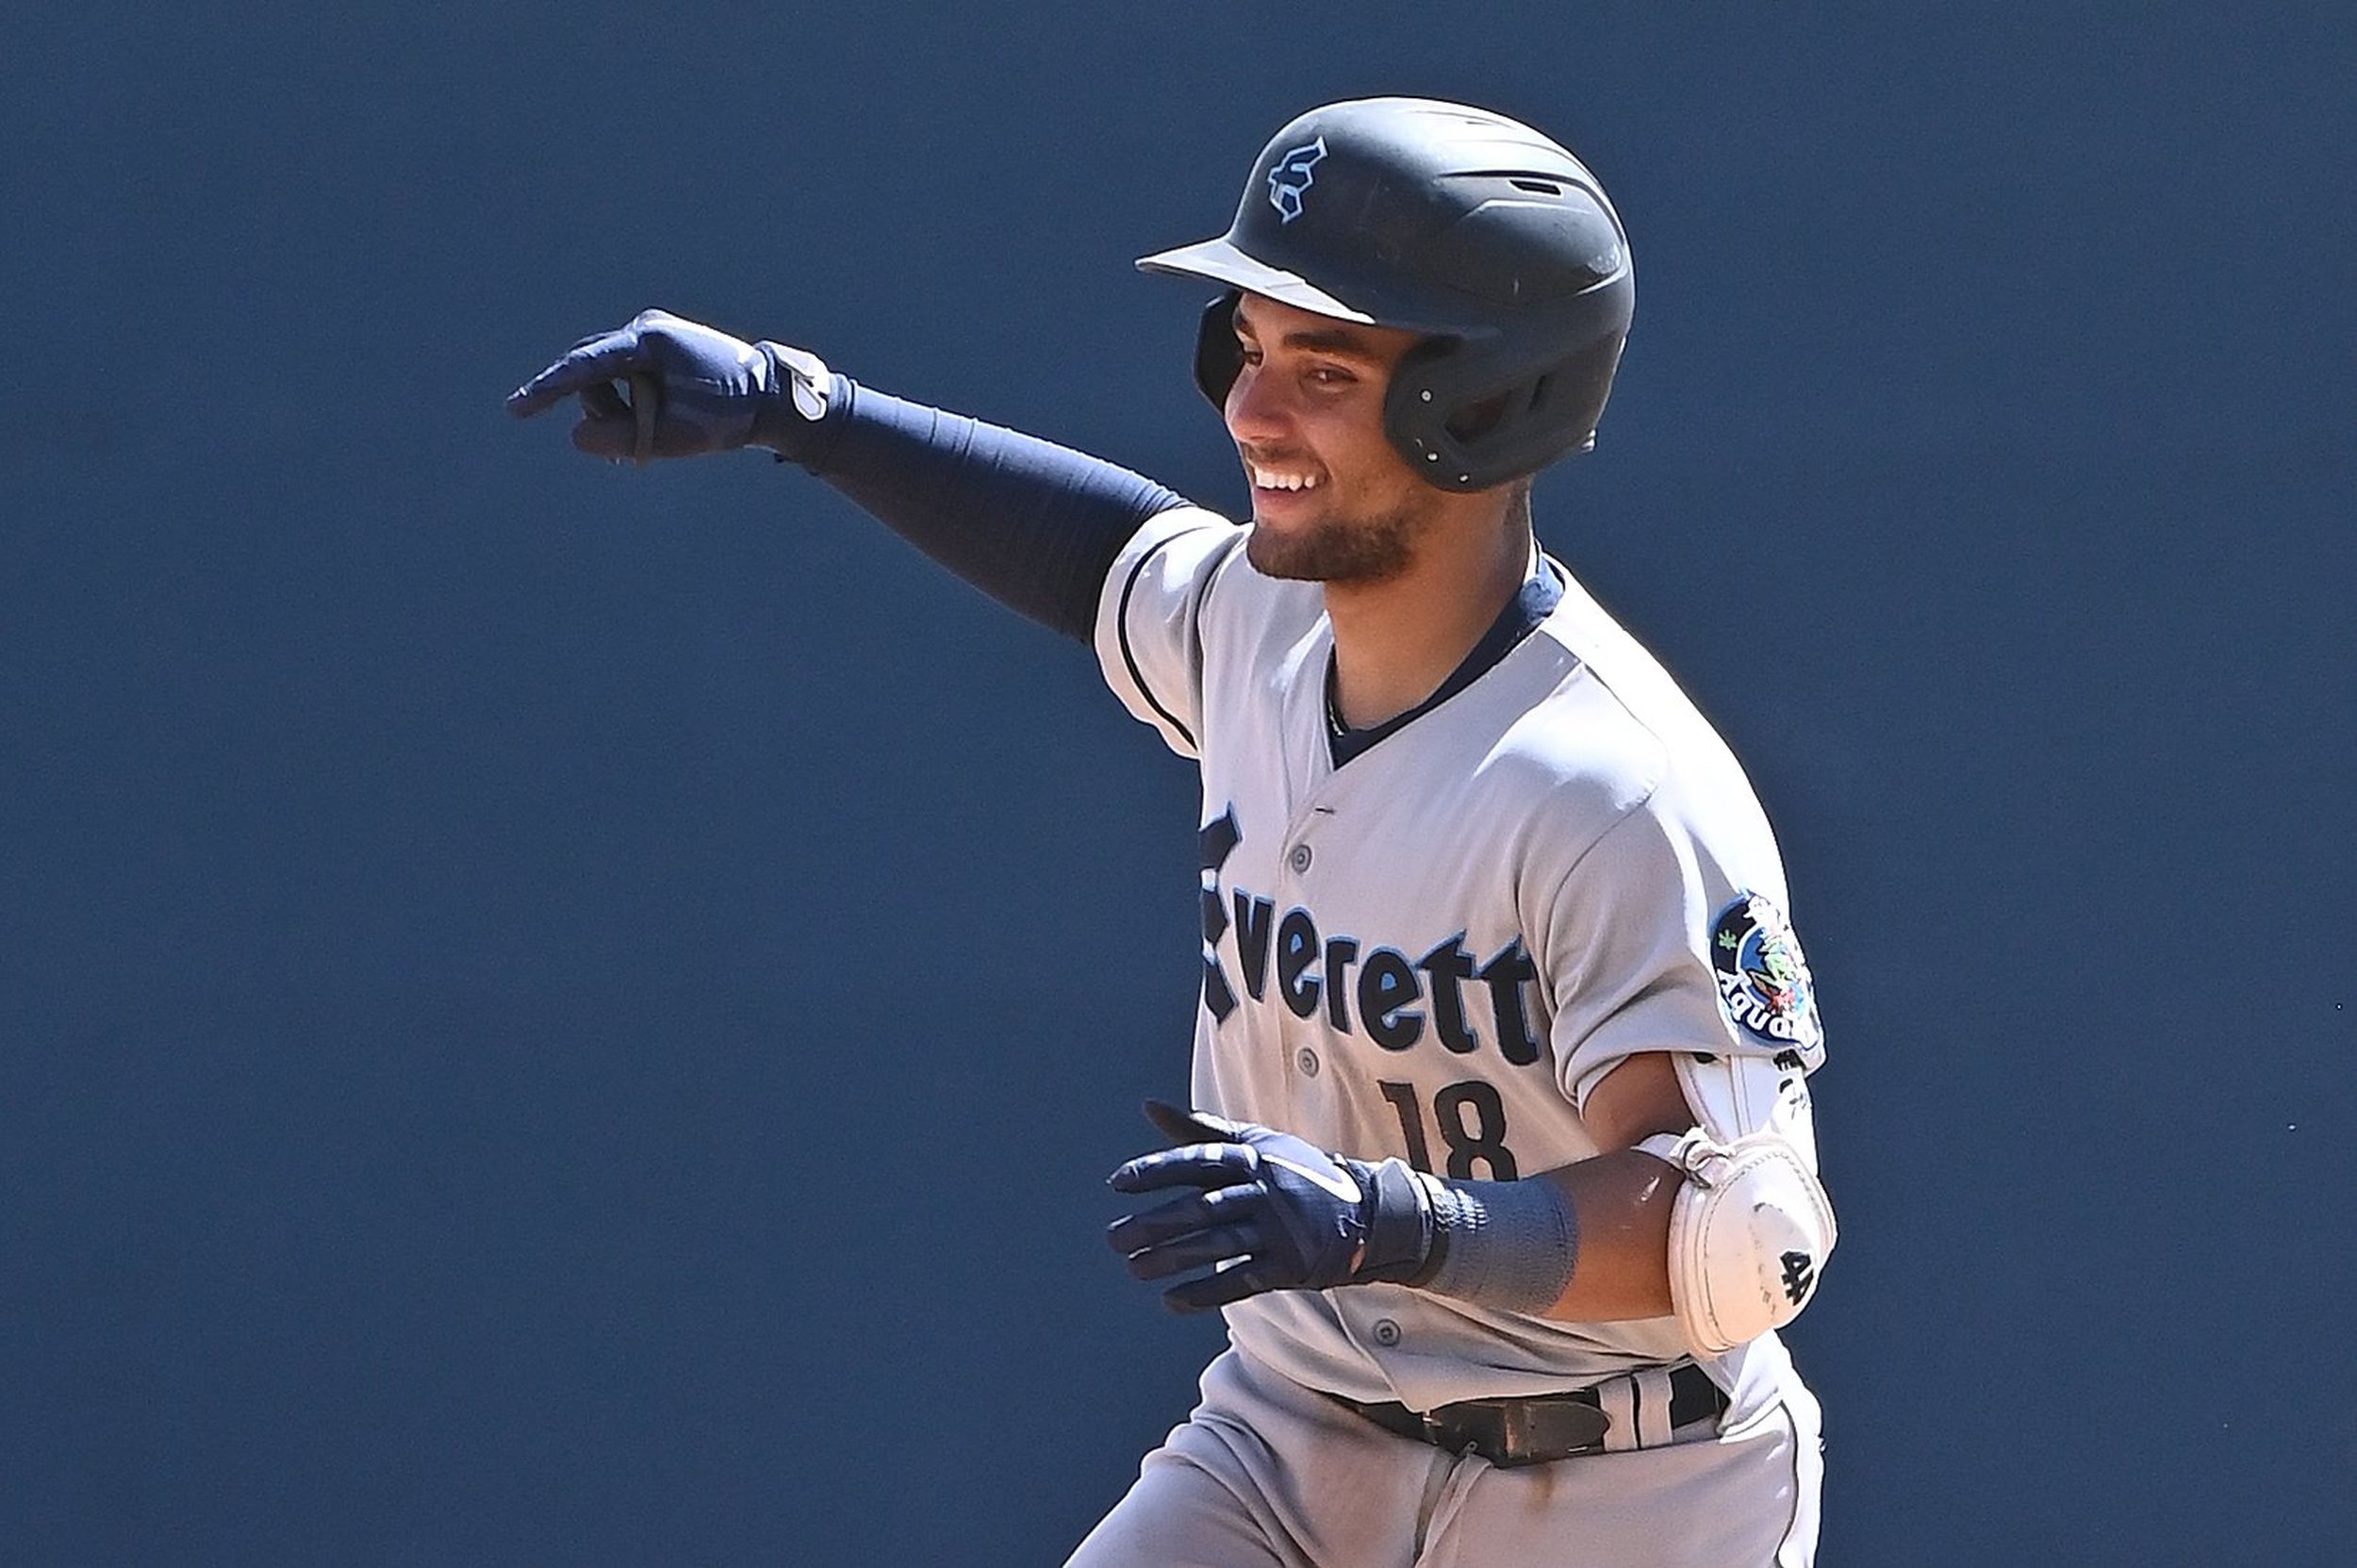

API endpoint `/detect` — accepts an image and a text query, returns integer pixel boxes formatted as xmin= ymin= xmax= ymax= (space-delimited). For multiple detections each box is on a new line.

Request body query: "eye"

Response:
xmin=1306 ymin=364 xmax=1357 ymax=388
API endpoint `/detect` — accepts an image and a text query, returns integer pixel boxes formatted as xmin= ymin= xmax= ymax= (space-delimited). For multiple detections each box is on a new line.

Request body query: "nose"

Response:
xmin=1223 ymin=359 xmax=1291 ymax=446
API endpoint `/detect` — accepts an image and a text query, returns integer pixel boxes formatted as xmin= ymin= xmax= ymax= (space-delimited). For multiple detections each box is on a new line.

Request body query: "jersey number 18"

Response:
xmin=1376 ymin=1079 xmax=1517 ymax=1180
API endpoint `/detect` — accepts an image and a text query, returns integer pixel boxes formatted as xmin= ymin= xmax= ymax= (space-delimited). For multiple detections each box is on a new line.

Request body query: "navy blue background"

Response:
xmin=5 ymin=4 xmax=2352 ymax=1562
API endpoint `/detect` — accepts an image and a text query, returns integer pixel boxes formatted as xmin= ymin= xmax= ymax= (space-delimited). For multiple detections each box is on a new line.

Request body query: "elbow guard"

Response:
xmin=1640 ymin=1128 xmax=1836 ymax=1356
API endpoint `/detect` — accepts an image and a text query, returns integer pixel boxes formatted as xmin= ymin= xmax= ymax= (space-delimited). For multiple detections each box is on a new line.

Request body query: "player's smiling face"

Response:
xmin=1224 ymin=293 xmax=1441 ymax=584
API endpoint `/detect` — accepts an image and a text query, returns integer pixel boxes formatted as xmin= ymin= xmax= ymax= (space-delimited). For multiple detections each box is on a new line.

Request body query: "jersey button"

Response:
xmin=1372 ymin=1318 xmax=1402 ymax=1347
xmin=1294 ymin=1048 xmax=1320 ymax=1078
xmin=1288 ymin=844 xmax=1312 ymax=873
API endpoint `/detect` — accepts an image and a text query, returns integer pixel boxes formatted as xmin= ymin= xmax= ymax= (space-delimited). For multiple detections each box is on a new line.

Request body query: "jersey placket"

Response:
xmin=1264 ymin=631 xmax=1374 ymax=1131
xmin=1252 ymin=628 xmax=1330 ymax=1127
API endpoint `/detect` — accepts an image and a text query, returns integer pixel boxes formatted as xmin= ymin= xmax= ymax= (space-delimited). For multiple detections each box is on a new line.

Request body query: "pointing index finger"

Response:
xmin=504 ymin=327 xmax=643 ymax=418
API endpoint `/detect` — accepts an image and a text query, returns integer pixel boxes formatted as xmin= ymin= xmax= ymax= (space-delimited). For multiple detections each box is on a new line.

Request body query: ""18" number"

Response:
xmin=1376 ymin=1079 xmax=1517 ymax=1180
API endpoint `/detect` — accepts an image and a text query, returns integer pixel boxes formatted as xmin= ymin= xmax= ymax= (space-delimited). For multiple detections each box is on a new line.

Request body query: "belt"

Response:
xmin=1343 ymin=1363 xmax=1727 ymax=1467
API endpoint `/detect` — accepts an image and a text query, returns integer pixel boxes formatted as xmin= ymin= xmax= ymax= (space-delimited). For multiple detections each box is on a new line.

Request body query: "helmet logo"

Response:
xmin=1265 ymin=137 xmax=1327 ymax=224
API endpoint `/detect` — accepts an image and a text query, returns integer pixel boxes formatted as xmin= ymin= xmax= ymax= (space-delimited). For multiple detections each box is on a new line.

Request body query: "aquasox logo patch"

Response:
xmin=1710 ymin=892 xmax=1824 ymax=1062
xmin=1266 ymin=137 xmax=1327 ymax=223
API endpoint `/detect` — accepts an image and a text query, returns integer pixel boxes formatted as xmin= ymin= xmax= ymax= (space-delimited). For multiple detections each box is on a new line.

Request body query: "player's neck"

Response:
xmin=1323 ymin=504 xmax=1530 ymax=732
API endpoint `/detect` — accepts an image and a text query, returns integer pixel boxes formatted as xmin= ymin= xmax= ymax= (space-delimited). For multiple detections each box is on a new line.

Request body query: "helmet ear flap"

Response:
xmin=1192 ymin=292 xmax=1244 ymax=409
xmin=1383 ymin=329 xmax=1624 ymax=490
xmin=1382 ymin=335 xmax=1475 ymax=489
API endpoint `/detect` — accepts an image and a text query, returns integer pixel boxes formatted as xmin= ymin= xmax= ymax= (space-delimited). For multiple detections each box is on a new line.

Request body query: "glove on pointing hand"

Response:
xmin=1106 ymin=1101 xmax=1435 ymax=1313
xmin=505 ymin=307 xmax=829 ymax=462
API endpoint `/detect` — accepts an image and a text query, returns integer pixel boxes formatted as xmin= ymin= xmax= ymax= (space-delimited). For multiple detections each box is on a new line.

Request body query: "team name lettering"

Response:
xmin=1222 ymin=887 xmax=1541 ymax=1066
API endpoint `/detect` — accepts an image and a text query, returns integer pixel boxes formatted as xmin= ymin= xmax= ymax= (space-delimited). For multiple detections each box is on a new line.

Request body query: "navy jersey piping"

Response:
xmin=1116 ymin=521 xmax=1228 ymax=751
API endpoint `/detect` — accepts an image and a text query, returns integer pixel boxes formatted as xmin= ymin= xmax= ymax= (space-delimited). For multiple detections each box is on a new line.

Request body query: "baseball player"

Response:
xmin=511 ymin=97 xmax=1833 ymax=1566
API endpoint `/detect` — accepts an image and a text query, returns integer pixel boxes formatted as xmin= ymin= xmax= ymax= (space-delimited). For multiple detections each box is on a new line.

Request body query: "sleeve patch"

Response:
xmin=1710 ymin=893 xmax=1824 ymax=1065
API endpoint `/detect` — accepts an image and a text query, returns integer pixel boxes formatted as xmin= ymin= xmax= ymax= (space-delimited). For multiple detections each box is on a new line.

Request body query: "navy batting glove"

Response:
xmin=505 ymin=308 xmax=830 ymax=463
xmin=1106 ymin=1100 xmax=1435 ymax=1313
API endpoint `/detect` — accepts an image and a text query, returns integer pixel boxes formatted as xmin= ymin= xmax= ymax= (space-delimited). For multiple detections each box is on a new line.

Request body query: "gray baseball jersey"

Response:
xmin=1093 ymin=506 xmax=1827 ymax=1418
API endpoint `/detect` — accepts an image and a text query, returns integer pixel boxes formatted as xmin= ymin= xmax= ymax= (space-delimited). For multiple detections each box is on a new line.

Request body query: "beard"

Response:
xmin=1244 ymin=495 xmax=1432 ymax=584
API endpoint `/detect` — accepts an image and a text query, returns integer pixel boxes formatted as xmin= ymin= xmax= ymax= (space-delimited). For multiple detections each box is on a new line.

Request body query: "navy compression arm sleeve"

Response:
xmin=785 ymin=375 xmax=1193 ymax=643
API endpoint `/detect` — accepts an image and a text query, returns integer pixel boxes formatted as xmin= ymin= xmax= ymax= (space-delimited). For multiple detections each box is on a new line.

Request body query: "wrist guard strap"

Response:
xmin=1412 ymin=1171 xmax=1580 ymax=1315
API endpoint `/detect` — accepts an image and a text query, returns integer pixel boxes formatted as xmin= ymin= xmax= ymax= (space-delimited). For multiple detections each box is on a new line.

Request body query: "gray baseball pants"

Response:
xmin=1065 ymin=1345 xmax=1821 ymax=1568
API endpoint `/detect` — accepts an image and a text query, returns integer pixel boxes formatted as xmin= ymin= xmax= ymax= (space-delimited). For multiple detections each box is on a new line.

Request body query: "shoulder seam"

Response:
xmin=1556 ymin=770 xmax=1667 ymax=887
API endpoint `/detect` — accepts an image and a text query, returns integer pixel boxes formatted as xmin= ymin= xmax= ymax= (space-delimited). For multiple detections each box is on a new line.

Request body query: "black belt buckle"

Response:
xmin=1424 ymin=1393 xmax=1611 ymax=1467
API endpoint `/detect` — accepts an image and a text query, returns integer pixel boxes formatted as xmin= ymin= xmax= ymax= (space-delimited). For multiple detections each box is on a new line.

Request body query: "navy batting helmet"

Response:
xmin=1136 ymin=98 xmax=1634 ymax=492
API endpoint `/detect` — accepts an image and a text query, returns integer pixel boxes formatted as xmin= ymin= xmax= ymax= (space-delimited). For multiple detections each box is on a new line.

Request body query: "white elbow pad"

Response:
xmin=1640 ymin=1128 xmax=1836 ymax=1356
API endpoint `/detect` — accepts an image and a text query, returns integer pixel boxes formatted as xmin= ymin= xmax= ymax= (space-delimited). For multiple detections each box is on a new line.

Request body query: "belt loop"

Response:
xmin=1631 ymin=1366 xmax=1675 ymax=1449
xmin=1596 ymin=1373 xmax=1640 ymax=1454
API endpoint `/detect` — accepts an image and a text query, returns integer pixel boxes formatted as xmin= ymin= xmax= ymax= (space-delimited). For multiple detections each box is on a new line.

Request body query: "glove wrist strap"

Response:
xmin=747 ymin=343 xmax=843 ymax=464
xmin=1354 ymin=1158 xmax=1437 ymax=1283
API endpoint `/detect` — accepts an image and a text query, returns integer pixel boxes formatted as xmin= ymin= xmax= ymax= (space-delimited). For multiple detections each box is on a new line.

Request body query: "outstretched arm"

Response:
xmin=507 ymin=309 xmax=1191 ymax=642
xmin=803 ymin=381 xmax=1186 ymax=642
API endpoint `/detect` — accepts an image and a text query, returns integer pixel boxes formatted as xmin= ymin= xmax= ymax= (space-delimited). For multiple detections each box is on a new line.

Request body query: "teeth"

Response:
xmin=1249 ymin=463 xmax=1320 ymax=491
